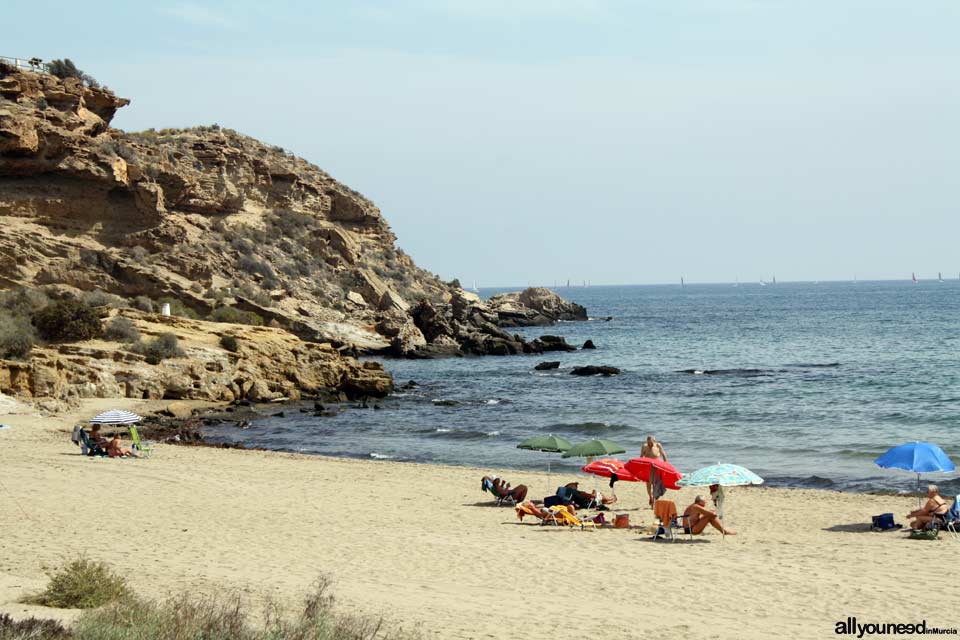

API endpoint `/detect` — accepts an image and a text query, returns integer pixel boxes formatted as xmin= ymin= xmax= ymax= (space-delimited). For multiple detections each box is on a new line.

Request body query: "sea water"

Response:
xmin=204 ymin=280 xmax=960 ymax=494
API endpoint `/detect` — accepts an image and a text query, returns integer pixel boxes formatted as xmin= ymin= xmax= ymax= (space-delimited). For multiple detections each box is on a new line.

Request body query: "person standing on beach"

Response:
xmin=640 ymin=436 xmax=667 ymax=507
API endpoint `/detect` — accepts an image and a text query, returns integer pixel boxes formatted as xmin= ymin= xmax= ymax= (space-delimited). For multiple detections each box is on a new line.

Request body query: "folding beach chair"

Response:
xmin=75 ymin=427 xmax=106 ymax=457
xmin=652 ymin=499 xmax=691 ymax=542
xmin=128 ymin=425 xmax=153 ymax=458
xmin=934 ymin=495 xmax=960 ymax=539
xmin=548 ymin=505 xmax=599 ymax=530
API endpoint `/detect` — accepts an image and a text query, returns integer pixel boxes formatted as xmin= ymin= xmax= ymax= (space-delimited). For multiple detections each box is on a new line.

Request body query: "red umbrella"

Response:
xmin=625 ymin=458 xmax=683 ymax=490
xmin=581 ymin=458 xmax=639 ymax=482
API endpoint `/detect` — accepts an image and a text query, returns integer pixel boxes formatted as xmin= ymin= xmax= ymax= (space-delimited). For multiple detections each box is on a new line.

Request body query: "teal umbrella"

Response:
xmin=676 ymin=463 xmax=764 ymax=487
xmin=517 ymin=435 xmax=571 ymax=478
xmin=677 ymin=463 xmax=763 ymax=523
xmin=561 ymin=439 xmax=626 ymax=459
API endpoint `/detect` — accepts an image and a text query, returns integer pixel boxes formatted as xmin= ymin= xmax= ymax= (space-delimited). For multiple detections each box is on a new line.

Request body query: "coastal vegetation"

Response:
xmin=130 ymin=332 xmax=185 ymax=365
xmin=8 ymin=561 xmax=418 ymax=640
xmin=21 ymin=558 xmax=131 ymax=609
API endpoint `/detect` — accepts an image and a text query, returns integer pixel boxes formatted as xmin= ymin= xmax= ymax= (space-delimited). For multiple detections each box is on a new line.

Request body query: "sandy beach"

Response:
xmin=1 ymin=397 xmax=956 ymax=640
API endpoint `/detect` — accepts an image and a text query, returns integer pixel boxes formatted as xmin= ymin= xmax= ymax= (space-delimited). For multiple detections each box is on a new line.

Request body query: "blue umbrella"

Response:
xmin=875 ymin=441 xmax=956 ymax=505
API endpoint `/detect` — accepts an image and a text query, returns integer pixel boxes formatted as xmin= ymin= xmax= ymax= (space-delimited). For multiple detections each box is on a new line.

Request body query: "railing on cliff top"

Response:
xmin=0 ymin=56 xmax=50 ymax=74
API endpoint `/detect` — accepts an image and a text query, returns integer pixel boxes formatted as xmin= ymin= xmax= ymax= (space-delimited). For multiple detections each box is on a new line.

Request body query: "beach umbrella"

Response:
xmin=875 ymin=442 xmax=956 ymax=505
xmin=90 ymin=410 xmax=143 ymax=425
xmin=677 ymin=463 xmax=763 ymax=525
xmin=677 ymin=463 xmax=764 ymax=487
xmin=625 ymin=458 xmax=684 ymax=490
xmin=517 ymin=435 xmax=572 ymax=453
xmin=581 ymin=458 xmax=639 ymax=482
xmin=517 ymin=435 xmax=571 ymax=477
xmin=561 ymin=439 xmax=626 ymax=459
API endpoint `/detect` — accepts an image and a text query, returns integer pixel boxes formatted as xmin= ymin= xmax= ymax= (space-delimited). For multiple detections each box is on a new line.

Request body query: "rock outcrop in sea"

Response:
xmin=0 ymin=64 xmax=588 ymax=403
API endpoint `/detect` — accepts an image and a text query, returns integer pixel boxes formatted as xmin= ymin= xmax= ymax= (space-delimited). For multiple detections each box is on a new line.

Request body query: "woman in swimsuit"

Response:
xmin=908 ymin=485 xmax=949 ymax=530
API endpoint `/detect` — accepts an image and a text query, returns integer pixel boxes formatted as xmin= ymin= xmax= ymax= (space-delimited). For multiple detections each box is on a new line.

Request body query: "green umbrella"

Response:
xmin=561 ymin=439 xmax=626 ymax=459
xmin=517 ymin=435 xmax=572 ymax=453
xmin=517 ymin=435 xmax=571 ymax=482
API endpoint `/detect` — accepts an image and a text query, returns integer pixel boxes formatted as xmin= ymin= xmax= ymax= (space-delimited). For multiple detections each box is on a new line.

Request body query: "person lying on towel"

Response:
xmin=682 ymin=496 xmax=736 ymax=535
xmin=564 ymin=482 xmax=617 ymax=510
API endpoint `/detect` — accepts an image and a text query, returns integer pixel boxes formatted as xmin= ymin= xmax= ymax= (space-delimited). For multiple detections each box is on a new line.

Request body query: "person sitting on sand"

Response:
xmin=907 ymin=485 xmax=949 ymax=530
xmin=89 ymin=424 xmax=108 ymax=448
xmin=682 ymin=495 xmax=736 ymax=535
xmin=482 ymin=475 xmax=528 ymax=502
xmin=106 ymin=433 xmax=141 ymax=459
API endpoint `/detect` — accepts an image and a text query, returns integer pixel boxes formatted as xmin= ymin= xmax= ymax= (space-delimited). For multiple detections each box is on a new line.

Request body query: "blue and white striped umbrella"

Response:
xmin=90 ymin=410 xmax=143 ymax=425
xmin=677 ymin=463 xmax=764 ymax=487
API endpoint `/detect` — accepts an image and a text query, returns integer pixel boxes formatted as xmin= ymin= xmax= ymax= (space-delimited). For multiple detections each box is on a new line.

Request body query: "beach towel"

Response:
xmin=654 ymin=499 xmax=677 ymax=525
xmin=651 ymin=470 xmax=666 ymax=503
xmin=515 ymin=502 xmax=538 ymax=521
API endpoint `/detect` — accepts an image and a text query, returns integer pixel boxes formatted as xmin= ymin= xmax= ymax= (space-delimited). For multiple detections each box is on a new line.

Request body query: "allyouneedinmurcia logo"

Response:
xmin=835 ymin=617 xmax=958 ymax=637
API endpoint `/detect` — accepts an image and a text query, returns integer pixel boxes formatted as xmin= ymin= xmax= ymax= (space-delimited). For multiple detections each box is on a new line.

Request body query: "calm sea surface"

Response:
xmin=205 ymin=281 xmax=960 ymax=494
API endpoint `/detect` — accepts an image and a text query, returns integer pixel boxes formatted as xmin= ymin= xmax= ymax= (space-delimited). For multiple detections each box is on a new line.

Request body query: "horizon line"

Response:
xmin=470 ymin=276 xmax=959 ymax=289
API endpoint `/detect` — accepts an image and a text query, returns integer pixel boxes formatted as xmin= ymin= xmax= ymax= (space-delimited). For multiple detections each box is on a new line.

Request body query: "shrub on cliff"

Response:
xmin=0 ymin=316 xmax=35 ymax=360
xmin=46 ymin=58 xmax=100 ymax=88
xmin=32 ymin=300 xmax=103 ymax=342
xmin=132 ymin=333 xmax=185 ymax=365
xmin=219 ymin=335 xmax=239 ymax=352
xmin=21 ymin=558 xmax=131 ymax=609
xmin=209 ymin=306 xmax=263 ymax=326
xmin=133 ymin=296 xmax=155 ymax=313
xmin=0 ymin=288 xmax=49 ymax=318
xmin=104 ymin=317 xmax=141 ymax=343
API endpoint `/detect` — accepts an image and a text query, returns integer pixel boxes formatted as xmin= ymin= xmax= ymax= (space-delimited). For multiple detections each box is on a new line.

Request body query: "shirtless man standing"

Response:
xmin=640 ymin=435 xmax=667 ymax=507
xmin=683 ymin=495 xmax=736 ymax=535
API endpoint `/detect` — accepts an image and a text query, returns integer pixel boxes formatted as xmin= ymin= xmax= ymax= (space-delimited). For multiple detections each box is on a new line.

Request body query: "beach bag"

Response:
xmin=908 ymin=528 xmax=938 ymax=540
xmin=871 ymin=513 xmax=896 ymax=531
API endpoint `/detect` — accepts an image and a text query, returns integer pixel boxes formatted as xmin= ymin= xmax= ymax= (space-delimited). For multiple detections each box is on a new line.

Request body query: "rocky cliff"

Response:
xmin=0 ymin=309 xmax=392 ymax=411
xmin=0 ymin=64 xmax=584 ymax=362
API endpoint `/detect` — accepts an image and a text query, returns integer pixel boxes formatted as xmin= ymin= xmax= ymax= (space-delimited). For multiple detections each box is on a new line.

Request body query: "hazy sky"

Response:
xmin=6 ymin=1 xmax=958 ymax=285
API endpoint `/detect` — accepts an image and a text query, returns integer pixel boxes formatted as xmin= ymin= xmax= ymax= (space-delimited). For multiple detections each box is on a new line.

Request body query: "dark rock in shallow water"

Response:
xmin=528 ymin=335 xmax=577 ymax=353
xmin=433 ymin=399 xmax=460 ymax=407
xmin=401 ymin=380 xmax=418 ymax=389
xmin=581 ymin=340 xmax=596 ymax=350
xmin=535 ymin=361 xmax=561 ymax=371
xmin=570 ymin=365 xmax=621 ymax=376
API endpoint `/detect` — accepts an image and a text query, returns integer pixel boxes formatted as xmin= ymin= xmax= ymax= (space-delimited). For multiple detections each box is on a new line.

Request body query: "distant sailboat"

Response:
xmin=938 ymin=272 xmax=943 ymax=283
xmin=772 ymin=276 xmax=777 ymax=285
xmin=912 ymin=272 xmax=918 ymax=284
xmin=733 ymin=277 xmax=739 ymax=288
xmin=472 ymin=280 xmax=479 ymax=293
xmin=681 ymin=277 xmax=685 ymax=288
xmin=566 ymin=279 xmax=570 ymax=288
xmin=759 ymin=278 xmax=766 ymax=287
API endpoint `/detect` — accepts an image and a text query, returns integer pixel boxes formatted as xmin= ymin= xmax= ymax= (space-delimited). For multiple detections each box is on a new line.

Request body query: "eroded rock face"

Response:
xmin=488 ymin=287 xmax=588 ymax=327
xmin=0 ymin=310 xmax=392 ymax=406
xmin=0 ymin=66 xmax=585 ymax=362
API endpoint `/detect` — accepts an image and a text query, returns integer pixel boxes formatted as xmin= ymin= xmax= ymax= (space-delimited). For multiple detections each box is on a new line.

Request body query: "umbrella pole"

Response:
xmin=917 ymin=473 xmax=922 ymax=508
